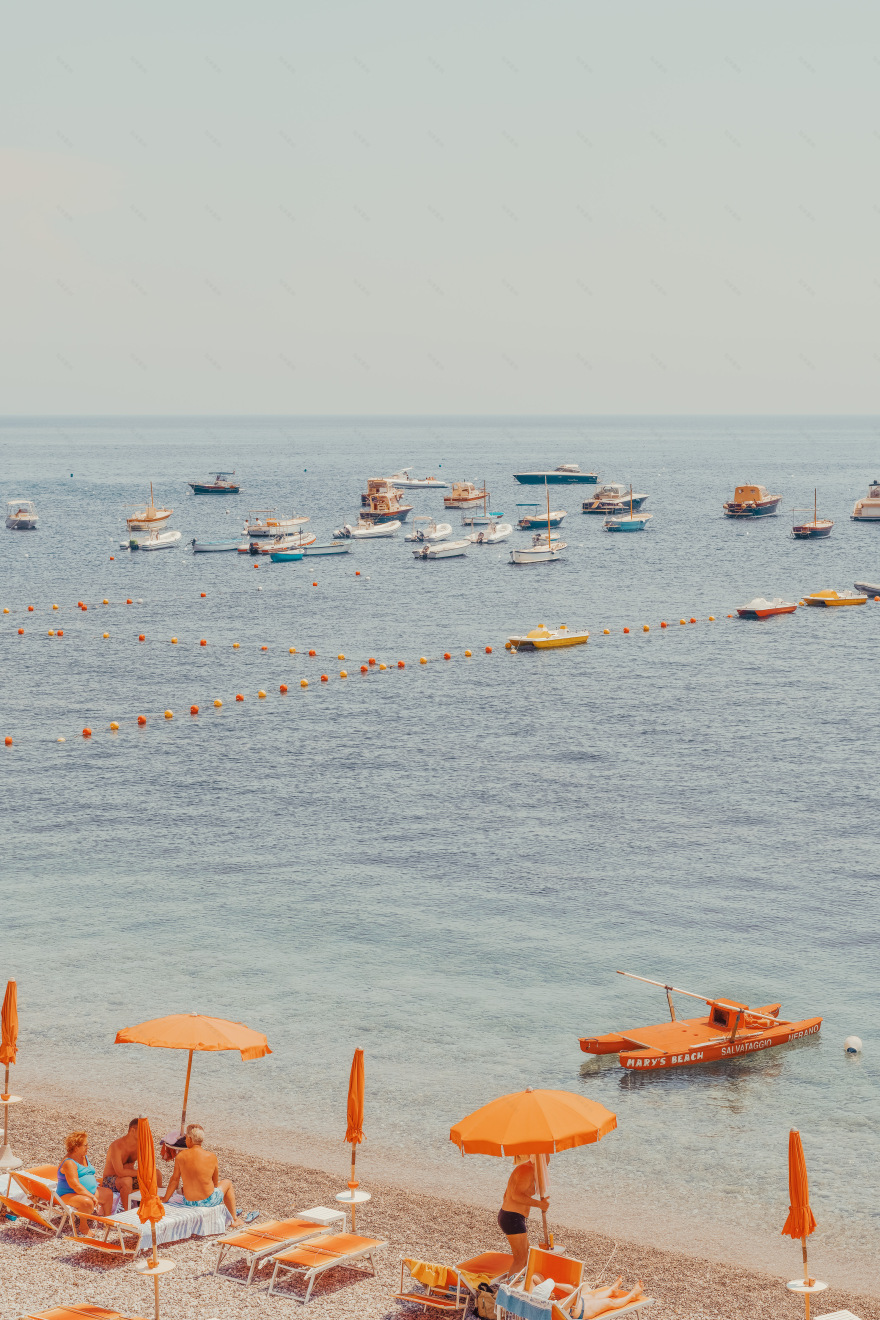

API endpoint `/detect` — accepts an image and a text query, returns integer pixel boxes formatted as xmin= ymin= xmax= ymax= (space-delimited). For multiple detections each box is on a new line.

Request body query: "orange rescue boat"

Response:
xmin=579 ymin=971 xmax=822 ymax=1071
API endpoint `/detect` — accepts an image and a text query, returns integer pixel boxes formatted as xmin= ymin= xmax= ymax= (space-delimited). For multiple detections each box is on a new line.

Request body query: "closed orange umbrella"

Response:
xmin=0 ymin=980 xmax=20 ymax=1171
xmin=344 ymin=1048 xmax=365 ymax=1230
xmin=451 ymin=1087 xmax=617 ymax=1246
xmin=137 ymin=1115 xmax=170 ymax=1320
xmin=781 ymin=1128 xmax=818 ymax=1318
xmin=115 ymin=1013 xmax=271 ymax=1134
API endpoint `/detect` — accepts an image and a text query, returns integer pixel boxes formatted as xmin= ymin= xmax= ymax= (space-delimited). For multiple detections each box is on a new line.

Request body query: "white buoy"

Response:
xmin=844 ymin=1036 xmax=862 ymax=1054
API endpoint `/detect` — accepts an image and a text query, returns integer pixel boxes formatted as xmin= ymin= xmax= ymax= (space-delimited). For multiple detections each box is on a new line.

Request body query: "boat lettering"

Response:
xmin=670 ymin=1052 xmax=702 ymax=1064
xmin=787 ymin=1026 xmax=820 ymax=1042
xmin=721 ymin=1037 xmax=773 ymax=1056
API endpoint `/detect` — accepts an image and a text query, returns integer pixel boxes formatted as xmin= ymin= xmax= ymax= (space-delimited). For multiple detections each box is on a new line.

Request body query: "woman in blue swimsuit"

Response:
xmin=56 ymin=1131 xmax=100 ymax=1234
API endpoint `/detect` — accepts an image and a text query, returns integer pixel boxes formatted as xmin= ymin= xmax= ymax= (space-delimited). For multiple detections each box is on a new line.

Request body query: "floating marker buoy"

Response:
xmin=420 ymin=657 xmax=427 ymax=665
xmin=875 ymin=597 xmax=880 ymax=603
xmin=320 ymin=674 xmax=328 ymax=682
xmin=17 ymin=628 xmax=24 ymax=635
xmin=200 ymin=592 xmax=206 ymax=598
xmin=279 ymin=684 xmax=288 ymax=694
xmin=57 ymin=630 xmax=63 ymax=636
xmin=190 ymin=705 xmax=199 ymax=715
xmin=214 ymin=699 xmax=222 ymax=707
xmin=137 ymin=715 xmax=146 ymax=726
xmin=200 ymin=639 xmax=207 ymax=647
xmin=312 ymin=581 xmax=317 ymax=586
xmin=233 ymin=642 xmax=240 ymax=649
xmin=398 ymin=660 xmax=405 ymax=668
xmin=464 ymin=650 xmax=472 ymax=657
xmin=309 ymin=649 xmax=317 ymax=657
xmin=2 ymin=608 xmax=8 ymax=613
xmin=379 ymin=663 xmax=386 ymax=670
xmin=164 ymin=710 xmax=173 ymax=720
xmin=253 ymin=563 xmax=259 ymax=569
xmin=261 ymin=645 xmax=268 ymax=651
xmin=81 ymin=604 xmax=87 ymax=611
xmin=57 ymin=736 xmax=66 ymax=742
xmin=360 ymin=665 xmax=368 ymax=673
xmin=27 ymin=606 xmax=33 ymax=612
xmin=661 ymin=621 xmax=667 ymax=628
xmin=110 ymin=556 xmax=114 ymax=560
xmin=4 ymin=736 xmax=11 ymax=747
xmin=844 ymin=1036 xmax=863 ymax=1053
xmin=603 ymin=628 xmax=610 ymax=635
xmin=340 ymin=670 xmax=347 ymax=678
xmin=235 ymin=693 xmax=244 ymax=702
xmin=623 ymin=627 xmax=630 ymax=634
xmin=103 ymin=599 xmax=109 ymax=605
xmin=110 ymin=723 xmax=119 ymax=731
xmin=53 ymin=604 xmax=59 ymax=610
xmin=83 ymin=727 xmax=92 ymax=738
xmin=680 ymin=619 xmax=686 ymax=625
xmin=138 ymin=634 xmax=145 ymax=641
xmin=443 ymin=652 xmax=451 ymax=660
xmin=355 ymin=571 xmax=360 ymax=576
xmin=368 ymin=657 xmax=376 ymax=666
xmin=290 ymin=647 xmax=296 ymax=654
xmin=126 ymin=598 xmax=132 ymax=604
xmin=689 ymin=617 xmax=696 ymax=624
xmin=300 ymin=679 xmax=308 ymax=687
xmin=505 ymin=642 xmax=512 ymax=649
xmin=258 ymin=690 xmax=266 ymax=698
xmin=643 ymin=625 xmax=649 ymax=632
xmin=728 ymin=613 xmax=733 ymax=618
xmin=338 ymin=654 xmax=345 ymax=660
xmin=708 ymin=616 xmax=715 ymax=621
xmin=171 ymin=637 xmax=178 ymax=644
xmin=48 ymin=629 xmax=54 ymax=636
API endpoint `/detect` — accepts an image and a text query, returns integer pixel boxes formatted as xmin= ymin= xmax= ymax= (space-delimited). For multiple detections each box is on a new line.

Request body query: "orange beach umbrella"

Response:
xmin=115 ymin=1013 xmax=272 ymax=1134
xmin=137 ymin=1115 xmax=168 ymax=1320
xmin=0 ymin=980 xmax=17 ymax=1071
xmin=344 ymin=1048 xmax=365 ymax=1229
xmin=781 ymin=1128 xmax=818 ymax=1317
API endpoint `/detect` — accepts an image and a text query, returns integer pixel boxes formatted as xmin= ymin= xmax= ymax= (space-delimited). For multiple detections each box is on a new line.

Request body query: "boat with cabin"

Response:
xmin=244 ymin=509 xmax=310 ymax=537
xmin=791 ymin=489 xmax=833 ymax=538
xmin=516 ymin=504 xmax=566 ymax=530
xmin=582 ymin=482 xmax=649 ymax=514
xmin=384 ymin=468 xmax=448 ymax=489
xmin=405 ymin=517 xmax=453 ymax=543
xmin=444 ymin=481 xmax=489 ymax=510
xmin=360 ymin=480 xmax=413 ymax=522
xmin=508 ymin=624 xmax=589 ymax=650
xmin=736 ymin=598 xmax=798 ymax=619
xmin=803 ymin=589 xmax=867 ymax=607
xmin=851 ymin=479 xmax=880 ymax=520
xmin=853 ymin=580 xmax=880 ymax=597
xmin=514 ymin=463 xmax=598 ymax=485
xmin=335 ymin=518 xmax=401 ymax=539
xmin=412 ymin=539 xmax=469 ymax=559
xmin=722 ymin=484 xmax=782 ymax=517
xmin=126 ymin=483 xmax=172 ymax=531
xmin=5 ymin=499 xmax=38 ymax=530
xmin=188 ymin=471 xmax=240 ymax=494
xmin=578 ymin=970 xmax=822 ymax=1071
xmin=249 ymin=531 xmax=316 ymax=555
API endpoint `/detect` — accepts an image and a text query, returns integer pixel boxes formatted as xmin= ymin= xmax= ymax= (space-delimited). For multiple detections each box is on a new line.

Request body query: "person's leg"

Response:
xmin=505 ymin=1232 xmax=530 ymax=1276
xmin=96 ymin=1182 xmax=113 ymax=1217
xmin=218 ymin=1178 xmax=242 ymax=1226
xmin=116 ymin=1175 xmax=133 ymax=1211
xmin=63 ymin=1193 xmax=95 ymax=1236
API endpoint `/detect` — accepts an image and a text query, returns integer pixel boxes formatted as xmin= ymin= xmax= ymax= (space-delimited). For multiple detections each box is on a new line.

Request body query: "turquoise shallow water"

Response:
xmin=1 ymin=417 xmax=878 ymax=1287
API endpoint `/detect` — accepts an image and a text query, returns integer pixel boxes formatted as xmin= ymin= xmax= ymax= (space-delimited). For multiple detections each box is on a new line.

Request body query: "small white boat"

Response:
xmin=603 ymin=514 xmax=652 ymax=532
xmin=532 ymin=529 xmax=563 ymax=546
xmin=469 ymin=521 xmax=513 ymax=544
xmin=851 ymin=480 xmax=880 ymax=520
xmin=126 ymin=483 xmax=172 ymax=531
xmin=244 ymin=509 xmax=310 ymax=537
xmin=191 ymin=538 xmax=241 ymax=553
xmin=128 ymin=528 xmax=182 ymax=551
xmin=510 ymin=542 xmax=562 ymax=564
xmin=302 ymin=541 xmax=353 ymax=556
xmin=251 ymin=531 xmax=317 ymax=554
xmin=5 ymin=499 xmax=38 ymax=530
xmin=413 ymin=538 xmax=469 ymax=559
xmin=405 ymin=517 xmax=453 ymax=543
xmin=336 ymin=518 xmax=401 ymax=539
xmin=386 ymin=468 xmax=448 ymax=489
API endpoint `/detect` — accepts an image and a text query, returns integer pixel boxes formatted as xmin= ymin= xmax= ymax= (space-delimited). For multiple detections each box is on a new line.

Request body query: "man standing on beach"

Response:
xmin=161 ymin=1122 xmax=243 ymax=1226
xmin=97 ymin=1118 xmax=144 ymax=1214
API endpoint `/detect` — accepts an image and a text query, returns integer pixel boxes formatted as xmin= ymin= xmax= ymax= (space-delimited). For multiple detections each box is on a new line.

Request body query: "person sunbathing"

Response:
xmin=161 ymin=1122 xmax=243 ymax=1226
xmin=56 ymin=1131 xmax=100 ymax=1236
xmin=556 ymin=1279 xmax=644 ymax=1318
xmin=98 ymin=1117 xmax=148 ymax=1214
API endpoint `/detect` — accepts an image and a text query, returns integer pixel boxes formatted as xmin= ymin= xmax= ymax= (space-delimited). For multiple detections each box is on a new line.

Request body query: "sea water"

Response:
xmin=0 ymin=417 xmax=877 ymax=1291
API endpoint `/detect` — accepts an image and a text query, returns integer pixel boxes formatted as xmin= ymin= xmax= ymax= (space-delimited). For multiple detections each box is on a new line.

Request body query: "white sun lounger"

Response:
xmin=267 ymin=1231 xmax=387 ymax=1302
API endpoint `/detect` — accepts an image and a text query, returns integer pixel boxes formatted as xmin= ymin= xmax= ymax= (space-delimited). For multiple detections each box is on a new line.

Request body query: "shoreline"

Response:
xmin=1 ymin=1099 xmax=878 ymax=1320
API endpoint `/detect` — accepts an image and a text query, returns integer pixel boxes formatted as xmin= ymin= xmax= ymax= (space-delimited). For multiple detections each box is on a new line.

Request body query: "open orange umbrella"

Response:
xmin=137 ymin=1115 xmax=168 ymax=1320
xmin=781 ymin=1128 xmax=818 ymax=1318
xmin=344 ymin=1048 xmax=365 ymax=1230
xmin=115 ymin=1013 xmax=271 ymax=1134
xmin=451 ymin=1088 xmax=617 ymax=1245
xmin=0 ymin=980 xmax=20 ymax=1171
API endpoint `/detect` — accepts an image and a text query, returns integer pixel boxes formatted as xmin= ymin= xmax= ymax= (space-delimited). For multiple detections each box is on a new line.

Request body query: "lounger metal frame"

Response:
xmin=214 ymin=1219 xmax=328 ymax=1286
xmin=10 ymin=1172 xmax=77 ymax=1236
xmin=66 ymin=1212 xmax=143 ymax=1258
xmin=267 ymin=1232 xmax=387 ymax=1303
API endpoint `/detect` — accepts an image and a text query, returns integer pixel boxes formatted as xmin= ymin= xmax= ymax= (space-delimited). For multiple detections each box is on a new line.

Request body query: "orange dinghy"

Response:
xmin=579 ymin=972 xmax=822 ymax=1072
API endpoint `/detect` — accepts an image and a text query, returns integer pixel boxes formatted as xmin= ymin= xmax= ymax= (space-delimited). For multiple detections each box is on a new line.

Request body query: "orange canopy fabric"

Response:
xmin=136 ymin=1115 xmax=165 ymax=1226
xmin=450 ymin=1088 xmax=617 ymax=1156
xmin=0 ymin=980 xmax=17 ymax=1068
xmin=781 ymin=1128 xmax=817 ymax=1240
xmin=115 ymin=1013 xmax=271 ymax=1061
xmin=345 ymin=1048 xmax=365 ymax=1146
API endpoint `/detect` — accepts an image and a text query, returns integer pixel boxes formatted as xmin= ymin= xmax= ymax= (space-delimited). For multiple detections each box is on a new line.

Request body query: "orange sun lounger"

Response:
xmin=10 ymin=1171 xmax=77 ymax=1235
xmin=214 ymin=1217 xmax=330 ymax=1285
xmin=394 ymin=1251 xmax=514 ymax=1314
xmin=0 ymin=1190 xmax=62 ymax=1237
xmin=511 ymin=1248 xmax=585 ymax=1303
xmin=267 ymin=1231 xmax=387 ymax=1302
xmin=65 ymin=1212 xmax=143 ymax=1258
xmin=22 ymin=1309 xmax=149 ymax=1320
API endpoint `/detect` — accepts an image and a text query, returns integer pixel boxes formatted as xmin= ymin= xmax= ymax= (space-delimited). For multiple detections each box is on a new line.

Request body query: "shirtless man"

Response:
xmin=161 ymin=1123 xmax=242 ymax=1226
xmin=98 ymin=1119 xmax=140 ymax=1214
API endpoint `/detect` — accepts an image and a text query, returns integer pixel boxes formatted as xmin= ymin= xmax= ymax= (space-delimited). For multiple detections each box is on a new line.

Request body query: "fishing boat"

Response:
xmin=5 ymin=499 xmax=38 ymax=530
xmin=582 ymin=483 xmax=649 ymax=514
xmin=385 ymin=468 xmax=448 ymax=489
xmin=412 ymin=539 xmax=469 ymax=559
xmin=128 ymin=528 xmax=182 ymax=551
xmin=722 ymin=484 xmax=782 ymax=517
xmin=516 ymin=504 xmax=566 ymax=530
xmin=188 ymin=471 xmax=240 ymax=494
xmin=803 ymin=589 xmax=867 ymax=607
xmin=508 ymin=624 xmax=589 ymax=650
xmin=244 ymin=509 xmax=309 ymax=537
xmin=269 ymin=548 xmax=305 ymax=562
xmin=126 ymin=483 xmax=172 ymax=531
xmin=468 ymin=520 xmax=513 ymax=545
xmin=791 ymin=490 xmax=833 ymax=538
xmin=851 ymin=479 xmax=880 ymax=520
xmin=443 ymin=480 xmax=489 ymax=509
xmin=360 ymin=482 xmax=413 ymax=523
xmin=335 ymin=518 xmax=401 ymax=538
xmin=578 ymin=971 xmax=822 ymax=1071
xmin=514 ymin=463 xmax=598 ymax=485
xmin=190 ymin=538 xmax=242 ymax=553
xmin=736 ymin=598 xmax=798 ymax=619
xmin=405 ymin=517 xmax=453 ymax=543
xmin=302 ymin=541 xmax=353 ymax=556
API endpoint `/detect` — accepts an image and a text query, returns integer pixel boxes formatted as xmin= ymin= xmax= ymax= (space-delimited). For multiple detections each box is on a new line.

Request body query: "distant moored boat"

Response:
xmin=514 ymin=463 xmax=598 ymax=485
xmin=188 ymin=471 xmax=240 ymax=494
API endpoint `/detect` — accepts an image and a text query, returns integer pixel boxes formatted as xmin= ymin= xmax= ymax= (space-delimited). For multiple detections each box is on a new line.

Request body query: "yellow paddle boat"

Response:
xmin=803 ymin=589 xmax=867 ymax=607
xmin=508 ymin=624 xmax=589 ymax=650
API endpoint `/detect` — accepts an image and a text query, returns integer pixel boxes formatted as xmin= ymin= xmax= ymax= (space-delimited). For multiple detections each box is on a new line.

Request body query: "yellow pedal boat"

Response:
xmin=508 ymin=624 xmax=589 ymax=650
xmin=803 ymin=589 xmax=867 ymax=607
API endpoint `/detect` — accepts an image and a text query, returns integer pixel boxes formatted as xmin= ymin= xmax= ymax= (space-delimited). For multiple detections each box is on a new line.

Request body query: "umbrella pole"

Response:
xmin=350 ymin=1143 xmax=357 ymax=1233
xmin=179 ymin=1049 xmax=194 ymax=1135
xmin=802 ymin=1235 xmax=813 ymax=1319
xmin=151 ymin=1221 xmax=159 ymax=1320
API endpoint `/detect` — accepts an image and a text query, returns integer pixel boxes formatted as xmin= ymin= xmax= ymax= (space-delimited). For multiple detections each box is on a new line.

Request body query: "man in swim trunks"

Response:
xmin=161 ymin=1122 xmax=242 ymax=1226
xmin=97 ymin=1118 xmax=144 ymax=1214
xmin=497 ymin=1154 xmax=550 ymax=1274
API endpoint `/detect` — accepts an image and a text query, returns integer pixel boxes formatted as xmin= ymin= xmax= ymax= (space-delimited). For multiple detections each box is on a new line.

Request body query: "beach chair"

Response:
xmin=267 ymin=1230 xmax=387 ymax=1302
xmin=214 ymin=1217 xmax=329 ymax=1286
xmin=512 ymin=1248 xmax=584 ymax=1303
xmin=10 ymin=1171 xmax=76 ymax=1235
xmin=394 ymin=1251 xmax=514 ymax=1315
xmin=0 ymin=1189 xmax=60 ymax=1237
xmin=22 ymin=1309 xmax=149 ymax=1320
xmin=65 ymin=1211 xmax=143 ymax=1258
xmin=394 ymin=1260 xmax=466 ymax=1313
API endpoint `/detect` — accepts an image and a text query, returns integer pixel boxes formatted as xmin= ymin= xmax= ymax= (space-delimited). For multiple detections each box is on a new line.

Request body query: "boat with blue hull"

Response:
xmin=188 ymin=471 xmax=240 ymax=494
xmin=583 ymin=483 xmax=649 ymax=514
xmin=514 ymin=463 xmax=597 ymax=485
xmin=516 ymin=504 xmax=566 ymax=530
xmin=269 ymin=548 xmax=305 ymax=562
xmin=723 ymin=484 xmax=781 ymax=517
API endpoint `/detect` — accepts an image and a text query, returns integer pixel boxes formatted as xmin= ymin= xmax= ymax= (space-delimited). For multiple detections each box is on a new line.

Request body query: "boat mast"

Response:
xmin=814 ymin=487 xmax=817 ymax=527
xmin=616 ymin=970 xmax=782 ymax=1025
xmin=546 ymin=477 xmax=551 ymax=549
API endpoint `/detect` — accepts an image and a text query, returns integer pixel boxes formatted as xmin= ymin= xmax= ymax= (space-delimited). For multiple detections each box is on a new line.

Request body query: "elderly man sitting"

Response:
xmin=161 ymin=1122 xmax=243 ymax=1226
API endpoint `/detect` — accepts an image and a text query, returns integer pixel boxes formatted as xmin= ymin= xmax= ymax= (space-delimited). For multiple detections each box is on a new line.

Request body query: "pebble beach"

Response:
xmin=1 ymin=1102 xmax=877 ymax=1320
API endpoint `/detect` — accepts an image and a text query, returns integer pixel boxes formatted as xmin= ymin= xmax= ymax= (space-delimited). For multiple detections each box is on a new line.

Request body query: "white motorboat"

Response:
xmin=386 ymin=468 xmax=448 ymax=489
xmin=532 ymin=529 xmax=563 ymax=546
xmin=514 ymin=463 xmax=598 ymax=485
xmin=510 ymin=542 xmax=563 ymax=564
xmin=244 ymin=509 xmax=310 ymax=537
xmin=250 ymin=531 xmax=317 ymax=554
xmin=851 ymin=480 xmax=880 ymax=520
xmin=302 ymin=541 xmax=353 ymax=555
xmin=335 ymin=518 xmax=401 ymax=538
xmin=412 ymin=538 xmax=469 ymax=559
xmin=128 ymin=528 xmax=182 ymax=551
xmin=5 ymin=499 xmax=38 ymax=530
xmin=191 ymin=538 xmax=241 ymax=553
xmin=405 ymin=517 xmax=453 ymax=542
xmin=468 ymin=521 xmax=513 ymax=544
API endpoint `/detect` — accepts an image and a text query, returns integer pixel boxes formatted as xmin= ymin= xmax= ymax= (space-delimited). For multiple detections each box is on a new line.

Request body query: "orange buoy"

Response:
xmin=126 ymin=598 xmax=132 ymax=604
xmin=48 ymin=629 xmax=54 ymax=636
xmin=17 ymin=628 xmax=24 ymax=635
xmin=420 ymin=657 xmax=427 ymax=665
xmin=110 ymin=556 xmax=114 ymax=560
xmin=52 ymin=604 xmax=59 ymax=610
xmin=875 ymin=595 xmax=880 ymax=602
xmin=102 ymin=598 xmax=109 ymax=605
xmin=443 ymin=652 xmax=451 ymax=660
xmin=253 ymin=563 xmax=259 ymax=569
xmin=309 ymin=649 xmax=317 ymax=657
xmin=233 ymin=642 xmax=240 ymax=648
xmin=340 ymin=670 xmax=347 ymax=678
xmin=137 ymin=715 xmax=147 ymax=726
xmin=360 ymin=665 xmax=368 ymax=673
xmin=82 ymin=728 xmax=92 ymax=738
xmin=139 ymin=633 xmax=146 ymax=641
xmin=505 ymin=642 xmax=512 ymax=649
xmin=623 ymin=627 xmax=630 ymax=634
xmin=355 ymin=570 xmax=361 ymax=576
xmin=680 ymin=619 xmax=686 ymax=625
xmin=190 ymin=705 xmax=199 ymax=715
xmin=261 ymin=645 xmax=268 ymax=651
xmin=485 ymin=646 xmax=493 ymax=653
xmin=368 ymin=657 xmax=376 ymax=666
xmin=708 ymin=616 xmax=715 ymax=621
xmin=379 ymin=662 xmax=387 ymax=670
xmin=320 ymin=674 xmax=328 ymax=682
xmin=338 ymin=653 xmax=345 ymax=660
xmin=2 ymin=608 xmax=8 ymax=613
xmin=235 ymin=693 xmax=244 ymax=702
xmin=643 ymin=625 xmax=649 ymax=632
xmin=300 ymin=679 xmax=308 ymax=687
xmin=109 ymin=722 xmax=119 ymax=731
xmin=603 ymin=628 xmax=610 ymax=635
xmin=199 ymin=639 xmax=207 ymax=646
xmin=27 ymin=606 xmax=34 ymax=612
xmin=279 ymin=684 xmax=288 ymax=694
xmin=4 ymin=736 xmax=12 ymax=747
xmin=464 ymin=650 xmax=472 ymax=657
xmin=289 ymin=647 xmax=296 ymax=654
xmin=661 ymin=621 xmax=667 ymax=628
xmin=164 ymin=710 xmax=173 ymax=720
xmin=312 ymin=581 xmax=317 ymax=587
xmin=57 ymin=630 xmax=63 ymax=636
xmin=200 ymin=592 xmax=206 ymax=598
xmin=258 ymin=690 xmax=267 ymax=698
xmin=398 ymin=660 xmax=405 ymax=668
xmin=689 ymin=617 xmax=696 ymax=624
xmin=214 ymin=699 xmax=223 ymax=707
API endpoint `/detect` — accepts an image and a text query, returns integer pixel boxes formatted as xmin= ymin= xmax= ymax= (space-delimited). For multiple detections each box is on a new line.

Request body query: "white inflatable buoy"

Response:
xmin=844 ymin=1036 xmax=862 ymax=1054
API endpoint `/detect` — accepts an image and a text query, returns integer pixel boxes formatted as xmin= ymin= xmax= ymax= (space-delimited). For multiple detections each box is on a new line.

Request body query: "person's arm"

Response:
xmin=211 ymin=1154 xmax=219 ymax=1189
xmin=108 ymin=1143 xmax=137 ymax=1179
xmin=60 ymin=1160 xmax=98 ymax=1205
xmin=161 ymin=1156 xmax=181 ymax=1202
xmin=512 ymin=1163 xmax=548 ymax=1211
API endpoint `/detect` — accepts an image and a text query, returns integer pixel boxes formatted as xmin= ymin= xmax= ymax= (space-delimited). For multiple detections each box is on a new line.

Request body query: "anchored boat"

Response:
xmin=444 ymin=480 xmax=489 ymax=509
xmin=188 ymin=471 xmax=240 ymax=494
xmin=579 ymin=971 xmax=822 ymax=1071
xmin=791 ymin=489 xmax=833 ymax=539
xmin=582 ymin=483 xmax=649 ymax=515
xmin=509 ymin=624 xmax=588 ymax=650
xmin=405 ymin=517 xmax=453 ymax=543
xmin=723 ymin=484 xmax=782 ymax=517
xmin=360 ymin=479 xmax=413 ymax=522
xmin=468 ymin=520 xmax=513 ymax=544
xmin=412 ymin=538 xmax=469 ymax=559
xmin=5 ymin=499 xmax=38 ymax=530
xmin=126 ymin=483 xmax=172 ymax=532
xmin=516 ymin=504 xmax=566 ymax=530
xmin=244 ymin=509 xmax=309 ymax=537
xmin=514 ymin=463 xmax=598 ymax=485
xmin=335 ymin=518 xmax=401 ymax=538
xmin=190 ymin=538 xmax=241 ymax=553
xmin=803 ymin=589 xmax=867 ymax=607
xmin=127 ymin=528 xmax=182 ymax=551
xmin=851 ymin=479 xmax=880 ymax=520
xmin=736 ymin=598 xmax=798 ymax=619
xmin=384 ymin=468 xmax=448 ymax=489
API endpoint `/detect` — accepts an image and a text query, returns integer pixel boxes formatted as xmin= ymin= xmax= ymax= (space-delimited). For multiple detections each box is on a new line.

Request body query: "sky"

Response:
xmin=1 ymin=0 xmax=878 ymax=414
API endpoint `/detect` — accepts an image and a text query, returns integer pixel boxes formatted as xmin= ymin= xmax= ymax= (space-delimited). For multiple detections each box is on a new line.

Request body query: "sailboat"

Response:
xmin=603 ymin=486 xmax=652 ymax=532
xmin=460 ymin=484 xmax=495 ymax=526
xmin=791 ymin=489 xmax=833 ymax=539
xmin=510 ymin=480 xmax=564 ymax=564
xmin=126 ymin=483 xmax=173 ymax=532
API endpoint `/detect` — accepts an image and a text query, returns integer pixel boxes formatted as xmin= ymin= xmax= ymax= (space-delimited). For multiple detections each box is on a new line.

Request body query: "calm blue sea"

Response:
xmin=1 ymin=417 xmax=878 ymax=1288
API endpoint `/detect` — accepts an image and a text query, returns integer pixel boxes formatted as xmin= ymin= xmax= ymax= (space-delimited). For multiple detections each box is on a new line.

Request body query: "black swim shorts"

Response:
xmin=497 ymin=1208 xmax=528 ymax=1236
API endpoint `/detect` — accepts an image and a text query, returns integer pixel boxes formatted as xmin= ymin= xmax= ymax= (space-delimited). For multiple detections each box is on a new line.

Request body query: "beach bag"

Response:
xmin=474 ymin=1283 xmax=496 ymax=1318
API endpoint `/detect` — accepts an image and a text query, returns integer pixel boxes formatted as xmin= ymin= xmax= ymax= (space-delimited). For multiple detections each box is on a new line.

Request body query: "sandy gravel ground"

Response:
xmin=0 ymin=1104 xmax=876 ymax=1320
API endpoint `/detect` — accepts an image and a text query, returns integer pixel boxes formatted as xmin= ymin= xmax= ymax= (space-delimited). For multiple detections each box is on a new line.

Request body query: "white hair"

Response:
xmin=186 ymin=1124 xmax=205 ymax=1146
